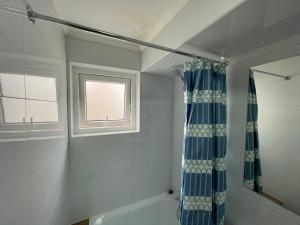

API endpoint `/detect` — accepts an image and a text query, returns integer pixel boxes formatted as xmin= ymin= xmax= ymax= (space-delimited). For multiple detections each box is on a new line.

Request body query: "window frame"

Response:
xmin=79 ymin=73 xmax=131 ymax=127
xmin=0 ymin=66 xmax=64 ymax=140
xmin=70 ymin=62 xmax=140 ymax=137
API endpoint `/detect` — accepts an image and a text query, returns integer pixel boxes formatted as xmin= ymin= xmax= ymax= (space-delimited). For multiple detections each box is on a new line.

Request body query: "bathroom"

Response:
xmin=0 ymin=0 xmax=299 ymax=225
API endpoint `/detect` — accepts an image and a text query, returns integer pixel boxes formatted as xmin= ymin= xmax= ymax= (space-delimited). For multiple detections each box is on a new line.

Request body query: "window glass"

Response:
xmin=0 ymin=73 xmax=59 ymax=124
xmin=0 ymin=73 xmax=25 ymax=98
xmin=25 ymin=75 xmax=57 ymax=101
xmin=1 ymin=97 xmax=25 ymax=123
xmin=26 ymin=100 xmax=58 ymax=123
xmin=85 ymin=80 xmax=126 ymax=121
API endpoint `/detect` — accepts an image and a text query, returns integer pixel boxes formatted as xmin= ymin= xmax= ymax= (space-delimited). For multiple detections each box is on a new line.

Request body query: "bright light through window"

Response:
xmin=26 ymin=100 xmax=58 ymax=123
xmin=1 ymin=98 xmax=25 ymax=123
xmin=0 ymin=73 xmax=59 ymax=124
xmin=71 ymin=63 xmax=140 ymax=136
xmin=85 ymin=80 xmax=126 ymax=121
xmin=0 ymin=73 xmax=25 ymax=98
xmin=25 ymin=75 xmax=58 ymax=123
xmin=25 ymin=75 xmax=57 ymax=101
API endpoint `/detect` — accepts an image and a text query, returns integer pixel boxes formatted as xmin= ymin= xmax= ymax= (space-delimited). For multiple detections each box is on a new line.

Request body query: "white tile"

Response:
xmin=0 ymin=139 xmax=64 ymax=213
xmin=0 ymin=147 xmax=68 ymax=225
xmin=227 ymin=105 xmax=247 ymax=149
xmin=0 ymin=8 xmax=24 ymax=67
xmin=227 ymin=64 xmax=249 ymax=106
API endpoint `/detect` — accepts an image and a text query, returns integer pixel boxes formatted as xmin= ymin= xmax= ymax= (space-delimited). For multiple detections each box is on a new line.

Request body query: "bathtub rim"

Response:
xmin=89 ymin=192 xmax=177 ymax=225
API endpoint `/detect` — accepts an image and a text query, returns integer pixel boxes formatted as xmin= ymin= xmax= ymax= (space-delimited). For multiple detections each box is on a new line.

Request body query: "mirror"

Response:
xmin=243 ymin=55 xmax=300 ymax=215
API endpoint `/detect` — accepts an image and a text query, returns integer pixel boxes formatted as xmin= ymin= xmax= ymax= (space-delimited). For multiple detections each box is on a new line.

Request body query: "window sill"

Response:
xmin=70 ymin=128 xmax=140 ymax=138
xmin=0 ymin=135 xmax=65 ymax=143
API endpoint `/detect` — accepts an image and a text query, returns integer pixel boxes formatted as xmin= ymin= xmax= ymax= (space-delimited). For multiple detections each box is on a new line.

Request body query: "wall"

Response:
xmin=254 ymin=68 xmax=300 ymax=215
xmin=67 ymin=37 xmax=174 ymax=224
xmin=0 ymin=0 xmax=69 ymax=225
xmin=171 ymin=76 xmax=185 ymax=192
xmin=226 ymin=35 xmax=300 ymax=225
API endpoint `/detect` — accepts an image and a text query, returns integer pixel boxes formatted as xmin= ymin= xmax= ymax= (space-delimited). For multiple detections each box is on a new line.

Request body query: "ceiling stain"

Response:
xmin=52 ymin=0 xmax=189 ymax=41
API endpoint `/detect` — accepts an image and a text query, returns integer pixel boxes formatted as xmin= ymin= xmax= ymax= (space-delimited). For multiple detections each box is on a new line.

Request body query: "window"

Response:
xmin=84 ymin=79 xmax=127 ymax=121
xmin=0 ymin=72 xmax=62 ymax=137
xmin=71 ymin=63 xmax=140 ymax=136
xmin=25 ymin=75 xmax=59 ymax=123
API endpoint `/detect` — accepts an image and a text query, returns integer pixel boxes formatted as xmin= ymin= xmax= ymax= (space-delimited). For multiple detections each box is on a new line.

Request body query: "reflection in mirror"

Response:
xmin=0 ymin=72 xmax=61 ymax=140
xmin=25 ymin=75 xmax=59 ymax=123
xmin=2 ymin=98 xmax=26 ymax=123
xmin=243 ymin=55 xmax=300 ymax=216
xmin=0 ymin=73 xmax=26 ymax=136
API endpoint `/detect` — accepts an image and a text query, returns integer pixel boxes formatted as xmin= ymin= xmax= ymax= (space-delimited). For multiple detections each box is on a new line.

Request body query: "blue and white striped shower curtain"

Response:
xmin=180 ymin=60 xmax=227 ymax=225
xmin=243 ymin=71 xmax=262 ymax=193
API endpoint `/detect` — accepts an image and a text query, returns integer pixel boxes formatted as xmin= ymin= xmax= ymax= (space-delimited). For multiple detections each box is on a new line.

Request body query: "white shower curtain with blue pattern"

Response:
xmin=180 ymin=59 xmax=227 ymax=225
xmin=243 ymin=71 xmax=262 ymax=193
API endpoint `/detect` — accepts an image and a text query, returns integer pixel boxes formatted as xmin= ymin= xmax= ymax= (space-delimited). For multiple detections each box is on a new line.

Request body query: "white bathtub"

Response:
xmin=90 ymin=193 xmax=180 ymax=225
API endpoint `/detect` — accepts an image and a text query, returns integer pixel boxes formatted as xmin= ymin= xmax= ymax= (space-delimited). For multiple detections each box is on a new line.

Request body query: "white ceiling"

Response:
xmin=188 ymin=0 xmax=300 ymax=58
xmin=52 ymin=0 xmax=189 ymax=42
xmin=252 ymin=54 xmax=300 ymax=90
xmin=253 ymin=55 xmax=300 ymax=76
xmin=51 ymin=0 xmax=300 ymax=76
xmin=145 ymin=0 xmax=300 ymax=76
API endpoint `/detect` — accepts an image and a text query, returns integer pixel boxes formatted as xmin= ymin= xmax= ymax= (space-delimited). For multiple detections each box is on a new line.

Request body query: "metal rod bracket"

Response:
xmin=251 ymin=69 xmax=292 ymax=80
xmin=284 ymin=75 xmax=292 ymax=80
xmin=26 ymin=4 xmax=35 ymax=24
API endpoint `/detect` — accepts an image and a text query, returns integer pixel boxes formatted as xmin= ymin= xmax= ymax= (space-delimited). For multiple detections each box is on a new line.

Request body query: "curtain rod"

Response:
xmin=23 ymin=4 xmax=228 ymax=65
xmin=251 ymin=69 xmax=291 ymax=80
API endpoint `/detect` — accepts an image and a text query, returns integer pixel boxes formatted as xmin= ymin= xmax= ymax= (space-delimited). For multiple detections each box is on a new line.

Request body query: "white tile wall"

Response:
xmin=171 ymin=76 xmax=184 ymax=192
xmin=68 ymin=74 xmax=174 ymax=224
xmin=67 ymin=37 xmax=174 ymax=224
xmin=66 ymin=37 xmax=140 ymax=71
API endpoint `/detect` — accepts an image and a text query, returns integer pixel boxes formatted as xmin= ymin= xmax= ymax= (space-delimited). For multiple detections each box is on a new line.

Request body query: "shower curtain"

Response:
xmin=180 ymin=60 xmax=227 ymax=225
xmin=243 ymin=71 xmax=262 ymax=193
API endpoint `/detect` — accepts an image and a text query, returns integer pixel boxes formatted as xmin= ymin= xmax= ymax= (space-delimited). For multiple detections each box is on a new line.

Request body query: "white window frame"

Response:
xmin=0 ymin=65 xmax=64 ymax=140
xmin=70 ymin=62 xmax=140 ymax=137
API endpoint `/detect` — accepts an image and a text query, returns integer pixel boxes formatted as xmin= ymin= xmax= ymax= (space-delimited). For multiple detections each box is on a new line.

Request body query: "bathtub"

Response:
xmin=90 ymin=193 xmax=180 ymax=225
